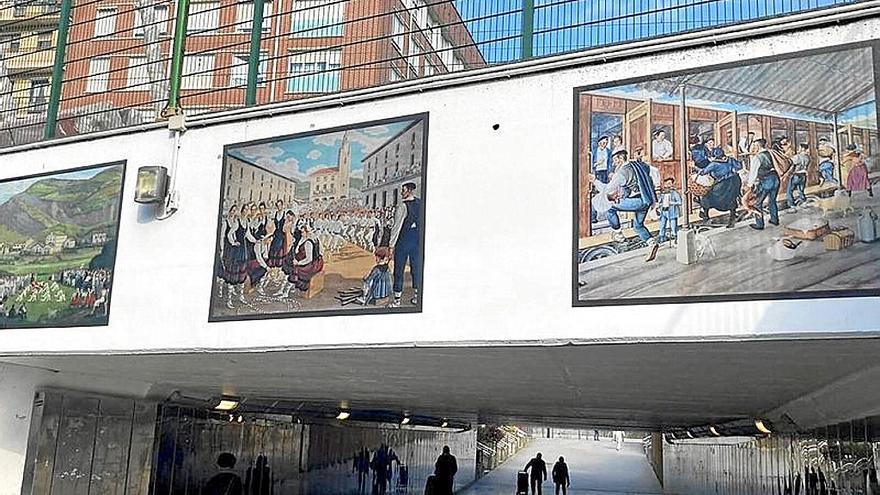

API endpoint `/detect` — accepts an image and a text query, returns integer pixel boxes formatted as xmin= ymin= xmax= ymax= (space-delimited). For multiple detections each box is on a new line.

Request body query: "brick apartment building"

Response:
xmin=59 ymin=0 xmax=486 ymax=124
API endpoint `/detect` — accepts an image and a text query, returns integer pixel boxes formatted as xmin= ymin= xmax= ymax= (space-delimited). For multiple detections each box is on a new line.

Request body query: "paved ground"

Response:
xmin=460 ymin=438 xmax=663 ymax=495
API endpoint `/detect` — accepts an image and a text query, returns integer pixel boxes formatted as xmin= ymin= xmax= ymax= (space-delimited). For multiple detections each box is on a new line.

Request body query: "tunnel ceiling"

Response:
xmin=3 ymin=337 xmax=880 ymax=430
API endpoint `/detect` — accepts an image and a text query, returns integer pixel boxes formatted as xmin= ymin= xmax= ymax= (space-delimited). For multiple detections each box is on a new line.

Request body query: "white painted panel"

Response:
xmin=0 ymin=20 xmax=878 ymax=355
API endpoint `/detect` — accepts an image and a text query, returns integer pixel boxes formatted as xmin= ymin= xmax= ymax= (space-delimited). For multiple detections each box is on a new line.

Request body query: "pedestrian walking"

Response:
xmin=433 ymin=445 xmax=458 ymax=495
xmin=552 ymin=456 xmax=570 ymax=495
xmin=612 ymin=431 xmax=625 ymax=451
xmin=524 ymin=452 xmax=548 ymax=495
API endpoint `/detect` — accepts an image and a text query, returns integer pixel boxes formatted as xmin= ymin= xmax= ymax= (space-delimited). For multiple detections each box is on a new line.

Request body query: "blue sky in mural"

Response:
xmin=228 ymin=121 xmax=411 ymax=181
xmin=457 ymin=0 xmax=851 ymax=63
xmin=0 ymin=166 xmax=113 ymax=206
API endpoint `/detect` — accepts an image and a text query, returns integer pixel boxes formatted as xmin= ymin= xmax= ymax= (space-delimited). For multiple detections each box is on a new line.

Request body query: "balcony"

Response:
xmin=4 ymin=49 xmax=54 ymax=73
xmin=0 ymin=2 xmax=61 ymax=25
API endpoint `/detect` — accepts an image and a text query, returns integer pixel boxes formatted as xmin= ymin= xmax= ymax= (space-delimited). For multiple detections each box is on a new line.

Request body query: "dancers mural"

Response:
xmin=210 ymin=114 xmax=428 ymax=320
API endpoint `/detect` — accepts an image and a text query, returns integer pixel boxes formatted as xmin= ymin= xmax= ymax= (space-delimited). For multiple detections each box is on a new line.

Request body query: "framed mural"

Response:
xmin=573 ymin=42 xmax=880 ymax=306
xmin=0 ymin=162 xmax=125 ymax=328
xmin=209 ymin=113 xmax=428 ymax=321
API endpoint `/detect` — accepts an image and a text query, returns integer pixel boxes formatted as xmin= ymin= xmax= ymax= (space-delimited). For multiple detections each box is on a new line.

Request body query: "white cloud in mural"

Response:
xmin=361 ymin=125 xmax=391 ymax=137
xmin=349 ymin=169 xmax=363 ymax=179
xmin=312 ymin=132 xmax=342 ymax=147
xmin=235 ymin=142 xmax=286 ymax=161
xmin=349 ymin=129 xmax=400 ymax=155
xmin=306 ymin=149 xmax=322 ymax=160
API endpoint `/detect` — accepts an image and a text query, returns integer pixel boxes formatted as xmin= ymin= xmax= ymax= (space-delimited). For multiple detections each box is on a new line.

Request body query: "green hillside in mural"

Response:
xmin=0 ymin=163 xmax=124 ymax=329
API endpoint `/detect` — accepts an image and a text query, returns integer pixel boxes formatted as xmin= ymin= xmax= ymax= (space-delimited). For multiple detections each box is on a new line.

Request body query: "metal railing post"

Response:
xmin=245 ymin=0 xmax=265 ymax=106
xmin=521 ymin=0 xmax=534 ymax=59
xmin=43 ymin=0 xmax=73 ymax=139
xmin=164 ymin=0 xmax=191 ymax=116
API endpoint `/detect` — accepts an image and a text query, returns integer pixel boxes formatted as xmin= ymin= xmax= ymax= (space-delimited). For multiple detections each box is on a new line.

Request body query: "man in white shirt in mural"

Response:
xmin=652 ymin=129 xmax=673 ymax=161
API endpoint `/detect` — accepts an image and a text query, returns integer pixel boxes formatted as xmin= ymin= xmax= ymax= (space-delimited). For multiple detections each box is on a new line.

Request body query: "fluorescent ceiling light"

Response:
xmin=214 ymin=398 xmax=240 ymax=411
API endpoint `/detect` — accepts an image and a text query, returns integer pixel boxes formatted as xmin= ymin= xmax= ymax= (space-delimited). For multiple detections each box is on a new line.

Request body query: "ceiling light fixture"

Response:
xmin=709 ymin=426 xmax=721 ymax=437
xmin=755 ymin=420 xmax=772 ymax=434
xmin=213 ymin=396 xmax=241 ymax=412
xmin=336 ymin=411 xmax=351 ymax=420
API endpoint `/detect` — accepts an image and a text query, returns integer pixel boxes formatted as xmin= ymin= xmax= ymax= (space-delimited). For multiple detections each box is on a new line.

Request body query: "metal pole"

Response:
xmin=43 ymin=0 xmax=73 ymax=139
xmin=832 ymin=114 xmax=842 ymax=185
xmin=679 ymin=83 xmax=690 ymax=227
xmin=245 ymin=0 xmax=265 ymax=106
xmin=165 ymin=0 xmax=191 ymax=116
xmin=521 ymin=0 xmax=534 ymax=59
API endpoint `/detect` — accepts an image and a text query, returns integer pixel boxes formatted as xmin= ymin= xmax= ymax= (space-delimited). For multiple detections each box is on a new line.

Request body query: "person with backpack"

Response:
xmin=552 ymin=456 xmax=570 ymax=495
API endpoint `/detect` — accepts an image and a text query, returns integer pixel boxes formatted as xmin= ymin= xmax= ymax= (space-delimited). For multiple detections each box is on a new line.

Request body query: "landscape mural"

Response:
xmin=210 ymin=114 xmax=427 ymax=320
xmin=574 ymin=45 xmax=880 ymax=305
xmin=0 ymin=162 xmax=125 ymax=328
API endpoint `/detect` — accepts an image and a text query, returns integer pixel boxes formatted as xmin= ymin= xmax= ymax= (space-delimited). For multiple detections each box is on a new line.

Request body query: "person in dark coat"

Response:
xmin=433 ymin=445 xmax=458 ymax=495
xmin=203 ymin=452 xmax=243 ymax=495
xmin=552 ymin=456 xmax=570 ymax=495
xmin=696 ymin=147 xmax=743 ymax=228
xmin=524 ymin=452 xmax=548 ymax=495
xmin=244 ymin=455 xmax=272 ymax=495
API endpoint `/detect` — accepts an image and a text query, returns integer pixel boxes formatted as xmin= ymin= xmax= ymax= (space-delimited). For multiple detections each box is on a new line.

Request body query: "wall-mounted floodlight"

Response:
xmin=401 ymin=416 xmax=411 ymax=425
xmin=134 ymin=166 xmax=168 ymax=204
xmin=336 ymin=410 xmax=351 ymax=420
xmin=213 ymin=395 xmax=241 ymax=412
xmin=709 ymin=426 xmax=721 ymax=437
xmin=441 ymin=419 xmax=449 ymax=428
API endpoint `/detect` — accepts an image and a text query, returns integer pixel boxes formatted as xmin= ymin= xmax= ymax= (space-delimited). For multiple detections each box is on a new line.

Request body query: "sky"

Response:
xmin=456 ymin=0 xmax=852 ymax=63
xmin=0 ymin=166 xmax=112 ymax=207
xmin=228 ymin=120 xmax=412 ymax=182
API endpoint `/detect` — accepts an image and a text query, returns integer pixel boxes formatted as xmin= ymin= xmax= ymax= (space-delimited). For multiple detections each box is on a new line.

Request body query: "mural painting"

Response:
xmin=574 ymin=44 xmax=880 ymax=304
xmin=210 ymin=114 xmax=427 ymax=320
xmin=0 ymin=162 xmax=125 ymax=328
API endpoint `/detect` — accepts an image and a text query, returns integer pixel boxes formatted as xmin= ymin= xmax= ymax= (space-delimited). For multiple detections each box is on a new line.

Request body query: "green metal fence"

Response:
xmin=0 ymin=0 xmax=866 ymax=147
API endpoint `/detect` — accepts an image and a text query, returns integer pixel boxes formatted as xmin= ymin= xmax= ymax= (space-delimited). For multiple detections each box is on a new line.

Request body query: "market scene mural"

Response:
xmin=210 ymin=115 xmax=427 ymax=320
xmin=0 ymin=163 xmax=124 ymax=328
xmin=575 ymin=46 xmax=880 ymax=304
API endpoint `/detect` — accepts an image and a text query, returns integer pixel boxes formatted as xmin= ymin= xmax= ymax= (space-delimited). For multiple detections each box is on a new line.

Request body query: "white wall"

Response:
xmin=0 ymin=20 xmax=879 ymax=355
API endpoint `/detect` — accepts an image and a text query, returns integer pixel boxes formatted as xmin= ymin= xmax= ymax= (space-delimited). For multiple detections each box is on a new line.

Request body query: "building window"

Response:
xmin=391 ymin=15 xmax=404 ymax=53
xmin=286 ymin=49 xmax=341 ymax=93
xmin=36 ymin=32 xmax=52 ymax=50
xmin=135 ymin=5 xmax=170 ymax=36
xmin=230 ymin=52 xmax=268 ymax=87
xmin=27 ymin=79 xmax=49 ymax=113
xmin=125 ymin=56 xmax=149 ymax=90
xmin=452 ymin=53 xmax=465 ymax=72
xmin=182 ymin=54 xmax=215 ymax=89
xmin=86 ymin=57 xmax=111 ymax=93
xmin=413 ymin=0 xmax=427 ymax=28
xmin=1 ymin=34 xmax=21 ymax=52
xmin=94 ymin=7 xmax=117 ymax=37
xmin=408 ymin=36 xmax=420 ymax=74
xmin=236 ymin=1 xmax=273 ymax=32
xmin=13 ymin=2 xmax=26 ymax=17
xmin=134 ymin=108 xmax=156 ymax=123
xmin=187 ymin=2 xmax=220 ymax=34
xmin=389 ymin=66 xmax=403 ymax=82
xmin=424 ymin=61 xmax=435 ymax=77
xmin=291 ymin=0 xmax=344 ymax=38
